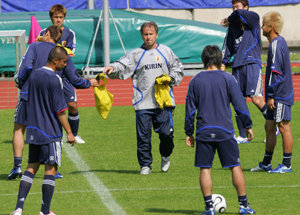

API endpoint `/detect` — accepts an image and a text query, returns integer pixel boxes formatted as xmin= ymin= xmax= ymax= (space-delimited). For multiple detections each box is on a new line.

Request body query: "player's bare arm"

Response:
xmin=57 ymin=112 xmax=75 ymax=146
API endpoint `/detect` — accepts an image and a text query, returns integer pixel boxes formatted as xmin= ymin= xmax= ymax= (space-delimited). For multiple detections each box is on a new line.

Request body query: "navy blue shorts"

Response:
xmin=266 ymin=101 xmax=291 ymax=123
xmin=195 ymin=138 xmax=240 ymax=168
xmin=14 ymin=99 xmax=27 ymax=125
xmin=63 ymin=78 xmax=77 ymax=103
xmin=232 ymin=63 xmax=263 ymax=97
xmin=28 ymin=141 xmax=62 ymax=166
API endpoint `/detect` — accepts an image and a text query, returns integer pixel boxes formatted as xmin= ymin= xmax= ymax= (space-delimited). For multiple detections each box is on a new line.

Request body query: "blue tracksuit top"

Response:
xmin=222 ymin=9 xmax=261 ymax=68
xmin=26 ymin=67 xmax=68 ymax=145
xmin=265 ymin=36 xmax=294 ymax=105
xmin=185 ymin=70 xmax=252 ymax=142
xmin=14 ymin=42 xmax=90 ymax=100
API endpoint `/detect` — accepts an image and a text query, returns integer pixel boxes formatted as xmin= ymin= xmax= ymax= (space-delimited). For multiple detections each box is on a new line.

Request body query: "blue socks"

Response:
xmin=204 ymin=195 xmax=213 ymax=210
xmin=282 ymin=153 xmax=292 ymax=168
xmin=238 ymin=195 xmax=248 ymax=207
xmin=68 ymin=112 xmax=79 ymax=136
xmin=41 ymin=175 xmax=56 ymax=214
xmin=14 ymin=156 xmax=22 ymax=169
xmin=262 ymin=151 xmax=273 ymax=166
xmin=16 ymin=171 xmax=34 ymax=210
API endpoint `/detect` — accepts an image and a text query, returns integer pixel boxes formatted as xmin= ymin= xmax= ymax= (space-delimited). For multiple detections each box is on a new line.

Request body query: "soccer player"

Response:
xmin=8 ymin=25 xmax=98 ymax=180
xmin=39 ymin=4 xmax=85 ymax=144
xmin=185 ymin=45 xmax=255 ymax=214
xmin=10 ymin=46 xmax=75 ymax=215
xmin=221 ymin=0 xmax=268 ymax=144
xmin=39 ymin=4 xmax=76 ymax=55
xmin=251 ymin=12 xmax=294 ymax=173
xmin=104 ymin=21 xmax=184 ymax=175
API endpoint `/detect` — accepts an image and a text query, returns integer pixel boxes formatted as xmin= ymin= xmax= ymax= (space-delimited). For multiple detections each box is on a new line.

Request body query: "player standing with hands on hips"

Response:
xmin=185 ymin=46 xmax=256 ymax=215
xmin=104 ymin=21 xmax=184 ymax=175
xmin=251 ymin=12 xmax=294 ymax=173
xmin=221 ymin=0 xmax=270 ymax=144
xmin=10 ymin=46 xmax=75 ymax=215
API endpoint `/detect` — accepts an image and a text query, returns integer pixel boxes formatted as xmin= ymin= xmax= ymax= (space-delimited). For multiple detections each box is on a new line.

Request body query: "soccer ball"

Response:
xmin=212 ymin=194 xmax=227 ymax=213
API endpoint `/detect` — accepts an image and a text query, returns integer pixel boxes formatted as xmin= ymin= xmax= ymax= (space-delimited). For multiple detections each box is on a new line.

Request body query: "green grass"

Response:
xmin=1 ymin=103 xmax=299 ymax=214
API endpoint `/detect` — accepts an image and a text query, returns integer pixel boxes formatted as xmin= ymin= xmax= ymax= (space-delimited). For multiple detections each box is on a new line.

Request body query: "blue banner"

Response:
xmin=1 ymin=0 xmax=299 ymax=12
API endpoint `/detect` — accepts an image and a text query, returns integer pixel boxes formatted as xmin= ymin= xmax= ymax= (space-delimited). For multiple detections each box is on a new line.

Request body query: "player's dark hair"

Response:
xmin=140 ymin=21 xmax=158 ymax=34
xmin=201 ymin=45 xmax=222 ymax=69
xmin=49 ymin=4 xmax=67 ymax=18
xmin=232 ymin=0 xmax=249 ymax=7
xmin=48 ymin=46 xmax=68 ymax=63
xmin=45 ymin=25 xmax=62 ymax=43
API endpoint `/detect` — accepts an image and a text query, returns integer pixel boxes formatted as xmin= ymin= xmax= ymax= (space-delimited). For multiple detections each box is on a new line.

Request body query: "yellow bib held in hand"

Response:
xmin=94 ymin=73 xmax=113 ymax=120
xmin=155 ymin=74 xmax=172 ymax=109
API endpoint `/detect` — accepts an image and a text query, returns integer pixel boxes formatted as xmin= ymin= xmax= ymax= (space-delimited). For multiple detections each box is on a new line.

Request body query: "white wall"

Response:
xmin=129 ymin=4 xmax=300 ymax=48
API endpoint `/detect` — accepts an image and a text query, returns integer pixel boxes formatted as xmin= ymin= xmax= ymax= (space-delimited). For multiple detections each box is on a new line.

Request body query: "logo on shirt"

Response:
xmin=156 ymin=56 xmax=160 ymax=62
xmin=50 ymin=156 xmax=54 ymax=161
xmin=30 ymin=135 xmax=34 ymax=141
xmin=144 ymin=63 xmax=163 ymax=70
xmin=61 ymin=41 xmax=67 ymax=47
xmin=210 ymin=133 xmax=216 ymax=139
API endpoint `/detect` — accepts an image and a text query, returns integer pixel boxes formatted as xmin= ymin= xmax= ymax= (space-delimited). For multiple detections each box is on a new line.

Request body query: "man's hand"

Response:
xmin=90 ymin=78 xmax=100 ymax=87
xmin=267 ymin=98 xmax=276 ymax=110
xmin=103 ymin=66 xmax=114 ymax=75
xmin=246 ymin=128 xmax=254 ymax=142
xmin=220 ymin=18 xmax=229 ymax=27
xmin=186 ymin=135 xmax=194 ymax=148
xmin=67 ymin=132 xmax=75 ymax=146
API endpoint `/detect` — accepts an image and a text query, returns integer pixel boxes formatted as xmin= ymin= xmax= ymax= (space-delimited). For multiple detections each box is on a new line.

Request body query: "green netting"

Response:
xmin=0 ymin=9 xmax=226 ymax=72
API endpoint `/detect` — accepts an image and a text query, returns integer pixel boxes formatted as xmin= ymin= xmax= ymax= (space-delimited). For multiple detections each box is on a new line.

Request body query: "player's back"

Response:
xmin=26 ymin=67 xmax=67 ymax=145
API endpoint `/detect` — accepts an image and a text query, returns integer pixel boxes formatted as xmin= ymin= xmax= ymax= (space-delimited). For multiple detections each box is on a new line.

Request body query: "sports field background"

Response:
xmin=0 ymin=103 xmax=299 ymax=214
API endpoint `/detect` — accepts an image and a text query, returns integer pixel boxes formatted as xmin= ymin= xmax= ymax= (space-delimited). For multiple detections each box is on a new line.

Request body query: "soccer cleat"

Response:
xmin=55 ymin=172 xmax=63 ymax=179
xmin=250 ymin=162 xmax=272 ymax=172
xmin=10 ymin=208 xmax=22 ymax=215
xmin=239 ymin=205 xmax=256 ymax=214
xmin=8 ymin=167 xmax=22 ymax=180
xmin=39 ymin=211 xmax=56 ymax=215
xmin=269 ymin=164 xmax=292 ymax=173
xmin=235 ymin=136 xmax=249 ymax=144
xmin=74 ymin=135 xmax=85 ymax=144
xmin=140 ymin=166 xmax=151 ymax=175
xmin=202 ymin=208 xmax=215 ymax=215
xmin=161 ymin=156 xmax=170 ymax=172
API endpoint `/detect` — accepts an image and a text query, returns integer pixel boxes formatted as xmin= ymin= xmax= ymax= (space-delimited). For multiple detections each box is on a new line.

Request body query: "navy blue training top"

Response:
xmin=222 ymin=9 xmax=261 ymax=68
xmin=15 ymin=42 xmax=90 ymax=101
xmin=265 ymin=36 xmax=294 ymax=105
xmin=26 ymin=67 xmax=68 ymax=145
xmin=185 ymin=70 xmax=252 ymax=142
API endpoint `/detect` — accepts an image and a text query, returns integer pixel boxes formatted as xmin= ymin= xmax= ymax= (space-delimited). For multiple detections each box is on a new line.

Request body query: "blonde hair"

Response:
xmin=263 ymin=11 xmax=284 ymax=34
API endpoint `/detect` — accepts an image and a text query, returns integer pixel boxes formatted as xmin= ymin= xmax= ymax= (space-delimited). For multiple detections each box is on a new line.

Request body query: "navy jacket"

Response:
xmin=185 ymin=70 xmax=252 ymax=142
xmin=265 ymin=36 xmax=294 ymax=105
xmin=222 ymin=9 xmax=261 ymax=68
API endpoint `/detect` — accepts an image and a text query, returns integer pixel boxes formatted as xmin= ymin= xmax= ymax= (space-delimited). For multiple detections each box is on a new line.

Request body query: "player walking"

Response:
xmin=104 ymin=21 xmax=184 ymax=174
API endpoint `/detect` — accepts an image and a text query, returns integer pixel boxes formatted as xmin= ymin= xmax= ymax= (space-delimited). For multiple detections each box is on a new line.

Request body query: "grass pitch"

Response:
xmin=0 ymin=103 xmax=299 ymax=214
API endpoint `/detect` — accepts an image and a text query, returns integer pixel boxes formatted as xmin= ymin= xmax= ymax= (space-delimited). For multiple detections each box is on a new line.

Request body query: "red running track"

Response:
xmin=1 ymin=74 xmax=300 ymax=109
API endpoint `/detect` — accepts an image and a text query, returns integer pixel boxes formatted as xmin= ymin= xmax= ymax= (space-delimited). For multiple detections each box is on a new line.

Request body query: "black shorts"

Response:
xmin=28 ymin=141 xmax=62 ymax=166
xmin=195 ymin=138 xmax=240 ymax=168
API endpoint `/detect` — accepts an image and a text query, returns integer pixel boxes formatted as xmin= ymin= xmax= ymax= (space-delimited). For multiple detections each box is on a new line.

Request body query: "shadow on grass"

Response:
xmin=70 ymin=169 xmax=140 ymax=175
xmin=1 ymin=140 xmax=12 ymax=144
xmin=145 ymin=208 xmax=240 ymax=214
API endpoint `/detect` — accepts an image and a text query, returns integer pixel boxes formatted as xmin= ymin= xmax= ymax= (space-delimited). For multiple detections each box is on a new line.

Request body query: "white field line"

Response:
xmin=3 ymin=184 xmax=300 ymax=196
xmin=63 ymin=144 xmax=126 ymax=215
